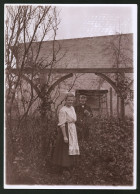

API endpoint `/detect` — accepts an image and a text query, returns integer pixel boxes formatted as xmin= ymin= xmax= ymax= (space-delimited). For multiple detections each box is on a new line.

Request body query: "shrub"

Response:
xmin=6 ymin=116 xmax=133 ymax=185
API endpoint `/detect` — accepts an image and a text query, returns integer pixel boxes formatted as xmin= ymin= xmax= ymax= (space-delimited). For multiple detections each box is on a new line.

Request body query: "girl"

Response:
xmin=53 ymin=93 xmax=80 ymax=174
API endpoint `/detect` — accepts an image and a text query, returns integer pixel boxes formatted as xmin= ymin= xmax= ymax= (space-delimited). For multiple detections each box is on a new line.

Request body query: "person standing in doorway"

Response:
xmin=75 ymin=94 xmax=93 ymax=141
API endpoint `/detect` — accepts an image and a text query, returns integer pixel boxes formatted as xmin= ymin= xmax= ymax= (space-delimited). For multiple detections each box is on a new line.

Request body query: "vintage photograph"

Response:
xmin=4 ymin=4 xmax=137 ymax=189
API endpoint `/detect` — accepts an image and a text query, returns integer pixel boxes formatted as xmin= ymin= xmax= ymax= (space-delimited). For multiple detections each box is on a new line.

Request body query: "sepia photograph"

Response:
xmin=4 ymin=4 xmax=137 ymax=189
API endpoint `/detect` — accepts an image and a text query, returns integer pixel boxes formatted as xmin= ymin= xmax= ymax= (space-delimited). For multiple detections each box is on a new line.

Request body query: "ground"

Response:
xmin=6 ymin=117 xmax=134 ymax=186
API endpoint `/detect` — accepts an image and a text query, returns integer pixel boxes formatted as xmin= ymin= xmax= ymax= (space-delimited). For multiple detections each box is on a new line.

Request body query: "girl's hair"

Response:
xmin=65 ymin=92 xmax=75 ymax=100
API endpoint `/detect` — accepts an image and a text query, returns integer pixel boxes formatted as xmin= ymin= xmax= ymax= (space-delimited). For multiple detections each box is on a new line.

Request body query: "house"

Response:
xmin=11 ymin=33 xmax=134 ymax=118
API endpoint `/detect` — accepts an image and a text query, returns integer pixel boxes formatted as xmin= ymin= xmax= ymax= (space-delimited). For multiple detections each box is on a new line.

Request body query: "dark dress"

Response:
xmin=75 ymin=104 xmax=93 ymax=140
xmin=53 ymin=123 xmax=74 ymax=167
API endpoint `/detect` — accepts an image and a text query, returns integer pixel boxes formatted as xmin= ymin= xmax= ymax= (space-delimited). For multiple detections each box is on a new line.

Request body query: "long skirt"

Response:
xmin=53 ymin=123 xmax=74 ymax=167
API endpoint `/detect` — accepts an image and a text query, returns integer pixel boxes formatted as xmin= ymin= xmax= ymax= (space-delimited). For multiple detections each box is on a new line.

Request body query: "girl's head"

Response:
xmin=65 ymin=93 xmax=75 ymax=107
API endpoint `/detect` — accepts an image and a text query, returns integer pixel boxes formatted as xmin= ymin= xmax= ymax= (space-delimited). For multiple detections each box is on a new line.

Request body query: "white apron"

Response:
xmin=58 ymin=106 xmax=80 ymax=155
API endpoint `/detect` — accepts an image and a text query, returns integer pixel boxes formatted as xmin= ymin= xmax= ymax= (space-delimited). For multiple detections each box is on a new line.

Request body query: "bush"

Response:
xmin=6 ymin=116 xmax=133 ymax=185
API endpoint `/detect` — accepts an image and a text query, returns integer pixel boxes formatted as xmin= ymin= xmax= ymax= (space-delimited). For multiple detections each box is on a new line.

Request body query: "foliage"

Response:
xmin=6 ymin=116 xmax=133 ymax=186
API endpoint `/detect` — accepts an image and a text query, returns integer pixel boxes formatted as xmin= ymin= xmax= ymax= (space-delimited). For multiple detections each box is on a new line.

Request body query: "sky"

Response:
xmin=55 ymin=5 xmax=136 ymax=40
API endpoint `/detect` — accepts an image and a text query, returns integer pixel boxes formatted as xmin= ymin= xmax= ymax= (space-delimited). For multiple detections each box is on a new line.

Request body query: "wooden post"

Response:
xmin=110 ymin=87 xmax=113 ymax=117
xmin=117 ymin=95 xmax=120 ymax=118
xmin=99 ymin=95 xmax=101 ymax=116
xmin=9 ymin=67 xmax=134 ymax=74
xmin=106 ymin=93 xmax=109 ymax=117
xmin=120 ymin=98 xmax=125 ymax=121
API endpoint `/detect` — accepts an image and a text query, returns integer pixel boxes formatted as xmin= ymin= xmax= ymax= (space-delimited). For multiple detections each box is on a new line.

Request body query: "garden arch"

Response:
xmin=9 ymin=67 xmax=133 ymax=120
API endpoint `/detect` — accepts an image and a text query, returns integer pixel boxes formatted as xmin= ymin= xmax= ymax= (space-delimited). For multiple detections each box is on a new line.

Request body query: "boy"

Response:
xmin=75 ymin=94 xmax=93 ymax=140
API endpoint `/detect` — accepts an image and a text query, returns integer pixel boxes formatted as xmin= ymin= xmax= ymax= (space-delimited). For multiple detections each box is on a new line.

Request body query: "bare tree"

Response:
xmin=5 ymin=5 xmax=63 ymax=182
xmin=5 ymin=5 xmax=62 ymax=123
xmin=98 ymin=33 xmax=133 ymax=119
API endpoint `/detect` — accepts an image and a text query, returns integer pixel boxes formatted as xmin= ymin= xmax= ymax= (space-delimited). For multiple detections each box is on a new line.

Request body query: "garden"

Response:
xmin=5 ymin=5 xmax=134 ymax=187
xmin=6 ymin=115 xmax=134 ymax=186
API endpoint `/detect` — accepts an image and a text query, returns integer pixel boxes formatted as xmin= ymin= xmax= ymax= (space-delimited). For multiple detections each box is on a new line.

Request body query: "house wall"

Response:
xmin=14 ymin=34 xmax=134 ymax=118
xmin=50 ymin=73 xmax=134 ymax=118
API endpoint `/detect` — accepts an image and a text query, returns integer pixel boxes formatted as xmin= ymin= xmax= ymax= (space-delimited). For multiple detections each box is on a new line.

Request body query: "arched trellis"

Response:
xmin=95 ymin=73 xmax=125 ymax=119
xmin=7 ymin=67 xmax=133 ymax=120
xmin=8 ymin=70 xmax=73 ymax=100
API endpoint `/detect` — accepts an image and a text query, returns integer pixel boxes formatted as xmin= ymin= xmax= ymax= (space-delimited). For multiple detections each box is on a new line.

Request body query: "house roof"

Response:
xmin=16 ymin=33 xmax=133 ymax=69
